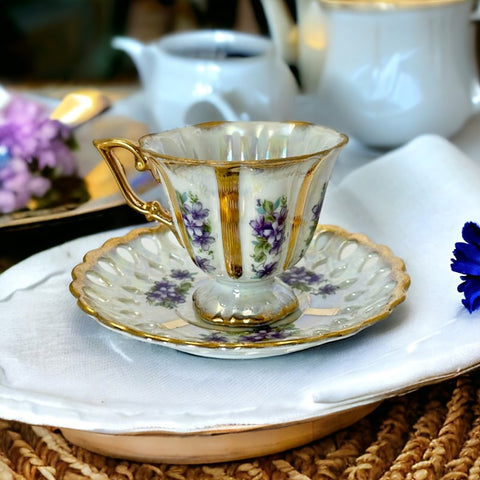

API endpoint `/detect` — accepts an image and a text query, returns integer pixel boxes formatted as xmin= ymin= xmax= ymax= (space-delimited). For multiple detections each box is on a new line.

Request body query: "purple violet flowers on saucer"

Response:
xmin=451 ymin=221 xmax=480 ymax=313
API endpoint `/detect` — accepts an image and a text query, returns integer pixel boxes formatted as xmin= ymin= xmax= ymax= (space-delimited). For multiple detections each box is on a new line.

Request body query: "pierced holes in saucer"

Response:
xmin=312 ymin=230 xmax=334 ymax=251
xmin=337 ymin=277 xmax=359 ymax=289
xmin=311 ymin=326 xmax=331 ymax=336
xmin=164 ymin=230 xmax=181 ymax=247
xmin=96 ymin=258 xmax=123 ymax=277
xmin=99 ymin=299 xmax=140 ymax=315
xmin=133 ymin=270 xmax=154 ymax=283
xmin=382 ymin=280 xmax=398 ymax=294
xmin=117 ymin=296 xmax=141 ymax=306
xmin=83 ymin=285 xmax=110 ymax=303
xmin=331 ymin=317 xmax=351 ymax=329
xmin=138 ymin=236 xmax=161 ymax=256
xmin=364 ymin=282 xmax=397 ymax=307
xmin=358 ymin=253 xmax=382 ymax=274
xmin=361 ymin=296 xmax=393 ymax=315
xmin=133 ymin=322 xmax=160 ymax=334
xmin=338 ymin=240 xmax=359 ymax=261
xmin=367 ymin=266 xmax=393 ymax=287
xmin=330 ymin=263 xmax=348 ymax=279
xmin=306 ymin=255 xmax=328 ymax=271
xmin=345 ymin=290 xmax=366 ymax=302
xmin=339 ymin=304 xmax=362 ymax=316
xmin=114 ymin=308 xmax=141 ymax=318
xmin=121 ymin=285 xmax=144 ymax=296
xmin=114 ymin=245 xmax=139 ymax=266
xmin=168 ymin=249 xmax=191 ymax=269
xmin=85 ymin=270 xmax=112 ymax=288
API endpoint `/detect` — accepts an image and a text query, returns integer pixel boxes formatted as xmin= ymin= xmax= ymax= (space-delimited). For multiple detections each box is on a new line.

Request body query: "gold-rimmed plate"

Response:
xmin=70 ymin=224 xmax=410 ymax=359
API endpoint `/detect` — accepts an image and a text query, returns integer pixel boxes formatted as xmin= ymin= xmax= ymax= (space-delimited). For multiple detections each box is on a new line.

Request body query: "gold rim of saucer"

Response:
xmin=69 ymin=224 xmax=410 ymax=355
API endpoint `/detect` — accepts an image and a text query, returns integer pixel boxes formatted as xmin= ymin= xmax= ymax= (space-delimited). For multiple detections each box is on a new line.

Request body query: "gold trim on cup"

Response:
xmin=216 ymin=166 xmax=243 ymax=279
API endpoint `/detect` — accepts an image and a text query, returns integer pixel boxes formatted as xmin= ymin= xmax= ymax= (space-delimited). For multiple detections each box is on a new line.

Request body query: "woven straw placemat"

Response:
xmin=1 ymin=371 xmax=480 ymax=480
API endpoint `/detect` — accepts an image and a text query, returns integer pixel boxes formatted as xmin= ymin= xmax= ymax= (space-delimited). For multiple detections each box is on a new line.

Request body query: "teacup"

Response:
xmin=94 ymin=121 xmax=347 ymax=327
xmin=112 ymin=30 xmax=298 ymax=131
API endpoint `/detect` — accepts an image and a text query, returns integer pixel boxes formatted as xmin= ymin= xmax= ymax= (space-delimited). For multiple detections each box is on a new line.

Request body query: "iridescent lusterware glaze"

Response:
xmin=69 ymin=224 xmax=410 ymax=359
xmin=94 ymin=121 xmax=347 ymax=327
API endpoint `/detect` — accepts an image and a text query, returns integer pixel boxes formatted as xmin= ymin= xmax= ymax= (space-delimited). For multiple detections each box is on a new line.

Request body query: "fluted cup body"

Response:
xmin=94 ymin=121 xmax=347 ymax=327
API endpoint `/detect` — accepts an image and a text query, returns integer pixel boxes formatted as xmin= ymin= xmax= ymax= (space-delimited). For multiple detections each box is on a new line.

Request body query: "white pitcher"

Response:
xmin=260 ymin=0 xmax=480 ymax=146
xmin=113 ymin=29 xmax=298 ymax=131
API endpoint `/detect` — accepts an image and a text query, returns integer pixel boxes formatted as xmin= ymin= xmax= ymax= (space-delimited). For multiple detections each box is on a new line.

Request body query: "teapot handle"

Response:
xmin=184 ymin=94 xmax=250 ymax=125
xmin=93 ymin=138 xmax=181 ymax=241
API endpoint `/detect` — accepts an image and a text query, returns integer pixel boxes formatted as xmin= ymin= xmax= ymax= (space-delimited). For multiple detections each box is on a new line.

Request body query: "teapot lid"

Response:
xmin=321 ymin=0 xmax=466 ymax=8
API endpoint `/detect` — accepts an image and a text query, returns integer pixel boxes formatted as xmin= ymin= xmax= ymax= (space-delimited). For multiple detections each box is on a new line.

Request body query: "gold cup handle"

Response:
xmin=93 ymin=138 xmax=176 ymax=231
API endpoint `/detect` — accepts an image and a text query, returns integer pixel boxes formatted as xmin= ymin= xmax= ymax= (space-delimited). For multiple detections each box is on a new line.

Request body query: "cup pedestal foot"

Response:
xmin=192 ymin=278 xmax=299 ymax=327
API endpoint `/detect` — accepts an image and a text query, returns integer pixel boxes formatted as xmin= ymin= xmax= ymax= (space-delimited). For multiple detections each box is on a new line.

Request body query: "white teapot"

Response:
xmin=260 ymin=0 xmax=480 ymax=146
xmin=112 ymin=30 xmax=298 ymax=131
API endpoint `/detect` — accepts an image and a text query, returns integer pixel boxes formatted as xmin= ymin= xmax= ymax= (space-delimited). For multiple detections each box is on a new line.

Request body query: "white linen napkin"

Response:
xmin=1 ymin=134 xmax=480 ymax=433
xmin=317 ymin=134 xmax=480 ymax=402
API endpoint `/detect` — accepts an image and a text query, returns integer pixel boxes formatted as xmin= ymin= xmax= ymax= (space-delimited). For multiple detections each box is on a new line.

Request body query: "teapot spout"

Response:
xmin=111 ymin=36 xmax=153 ymax=86
xmin=259 ymin=0 xmax=298 ymax=65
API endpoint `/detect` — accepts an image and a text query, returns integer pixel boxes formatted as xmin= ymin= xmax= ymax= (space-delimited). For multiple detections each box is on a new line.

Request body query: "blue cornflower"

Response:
xmin=451 ymin=221 xmax=480 ymax=313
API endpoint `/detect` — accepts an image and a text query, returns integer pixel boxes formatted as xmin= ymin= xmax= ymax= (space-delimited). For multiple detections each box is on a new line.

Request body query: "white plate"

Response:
xmin=0 ymin=220 xmax=479 ymax=462
xmin=2 ymin=128 xmax=480 ymax=463
xmin=70 ymin=224 xmax=409 ymax=359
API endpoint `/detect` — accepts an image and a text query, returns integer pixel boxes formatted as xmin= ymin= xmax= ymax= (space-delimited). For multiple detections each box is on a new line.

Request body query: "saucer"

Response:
xmin=70 ymin=224 xmax=409 ymax=359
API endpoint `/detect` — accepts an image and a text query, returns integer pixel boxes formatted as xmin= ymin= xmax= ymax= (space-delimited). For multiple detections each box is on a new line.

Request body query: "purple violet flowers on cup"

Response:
xmin=451 ymin=221 xmax=480 ymax=313
xmin=0 ymin=94 xmax=86 ymax=214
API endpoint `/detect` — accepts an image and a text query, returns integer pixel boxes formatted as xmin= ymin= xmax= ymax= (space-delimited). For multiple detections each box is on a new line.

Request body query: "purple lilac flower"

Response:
xmin=0 ymin=95 xmax=77 ymax=213
xmin=451 ymin=221 xmax=480 ymax=313
xmin=0 ymin=96 xmax=76 ymax=174
xmin=0 ymin=156 xmax=50 ymax=213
